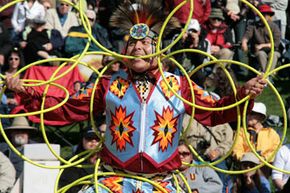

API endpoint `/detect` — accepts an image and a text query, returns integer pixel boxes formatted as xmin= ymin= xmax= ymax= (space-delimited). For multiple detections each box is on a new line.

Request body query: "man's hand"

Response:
xmin=5 ymin=75 xmax=25 ymax=93
xmin=243 ymin=74 xmax=267 ymax=99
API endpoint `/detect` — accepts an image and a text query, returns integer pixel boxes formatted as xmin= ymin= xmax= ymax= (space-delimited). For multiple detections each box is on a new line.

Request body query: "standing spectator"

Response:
xmin=45 ymin=0 xmax=79 ymax=38
xmin=0 ymin=151 xmax=16 ymax=193
xmin=241 ymin=4 xmax=281 ymax=72
xmin=169 ymin=0 xmax=211 ymax=25
xmin=0 ymin=116 xmax=38 ymax=179
xmin=272 ymin=144 xmax=290 ymax=193
xmin=203 ymin=8 xmax=234 ymax=69
xmin=232 ymin=152 xmax=271 ymax=193
xmin=11 ymin=0 xmax=45 ymax=42
xmin=177 ymin=141 xmax=223 ymax=193
xmin=0 ymin=22 xmax=12 ymax=67
xmin=261 ymin=0 xmax=288 ymax=39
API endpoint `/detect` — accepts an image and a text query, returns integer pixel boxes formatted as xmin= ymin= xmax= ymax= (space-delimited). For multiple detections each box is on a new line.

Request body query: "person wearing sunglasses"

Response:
xmin=203 ymin=8 xmax=234 ymax=71
xmin=45 ymin=0 xmax=79 ymax=38
xmin=177 ymin=140 xmax=223 ymax=193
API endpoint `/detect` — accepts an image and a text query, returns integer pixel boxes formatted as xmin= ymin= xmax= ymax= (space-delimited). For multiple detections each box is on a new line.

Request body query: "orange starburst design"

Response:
xmin=110 ymin=77 xmax=130 ymax=99
xmin=151 ymin=107 xmax=178 ymax=152
xmin=160 ymin=76 xmax=180 ymax=99
xmin=110 ymin=106 xmax=136 ymax=151
xmin=153 ymin=181 xmax=172 ymax=193
xmin=102 ymin=177 xmax=123 ymax=193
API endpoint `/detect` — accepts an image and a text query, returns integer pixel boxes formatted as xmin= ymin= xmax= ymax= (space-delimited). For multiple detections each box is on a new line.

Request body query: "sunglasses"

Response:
xmin=9 ymin=57 xmax=19 ymax=61
xmin=179 ymin=151 xmax=191 ymax=157
xmin=188 ymin=29 xmax=198 ymax=33
xmin=60 ymin=3 xmax=69 ymax=7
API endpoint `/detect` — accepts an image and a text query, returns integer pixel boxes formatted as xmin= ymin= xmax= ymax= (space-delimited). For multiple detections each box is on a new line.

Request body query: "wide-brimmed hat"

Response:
xmin=4 ymin=117 xmax=37 ymax=131
xmin=209 ymin=8 xmax=225 ymax=21
xmin=241 ymin=152 xmax=260 ymax=165
xmin=251 ymin=102 xmax=267 ymax=121
xmin=258 ymin=4 xmax=274 ymax=16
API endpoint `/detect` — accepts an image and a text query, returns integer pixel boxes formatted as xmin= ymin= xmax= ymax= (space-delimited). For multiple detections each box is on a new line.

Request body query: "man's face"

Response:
xmin=178 ymin=144 xmax=193 ymax=171
xmin=209 ymin=18 xmax=223 ymax=28
xmin=125 ymin=37 xmax=157 ymax=73
xmin=11 ymin=130 xmax=29 ymax=146
xmin=58 ymin=2 xmax=70 ymax=15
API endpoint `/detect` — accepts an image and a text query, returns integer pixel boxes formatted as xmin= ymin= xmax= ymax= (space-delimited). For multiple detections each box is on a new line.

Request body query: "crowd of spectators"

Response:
xmin=0 ymin=0 xmax=290 ymax=193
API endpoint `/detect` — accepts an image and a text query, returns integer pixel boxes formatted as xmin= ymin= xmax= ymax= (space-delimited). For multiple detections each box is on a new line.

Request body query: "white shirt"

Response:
xmin=11 ymin=1 xmax=45 ymax=32
xmin=272 ymin=144 xmax=290 ymax=183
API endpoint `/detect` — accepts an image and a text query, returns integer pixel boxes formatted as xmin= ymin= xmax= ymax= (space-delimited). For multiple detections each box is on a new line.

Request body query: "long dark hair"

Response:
xmin=2 ymin=47 xmax=25 ymax=73
xmin=232 ymin=169 xmax=264 ymax=193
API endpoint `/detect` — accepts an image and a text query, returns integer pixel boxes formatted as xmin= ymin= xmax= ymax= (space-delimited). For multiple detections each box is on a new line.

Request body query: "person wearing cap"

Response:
xmin=232 ymin=102 xmax=280 ymax=162
xmin=203 ymin=8 xmax=234 ymax=68
xmin=231 ymin=152 xmax=271 ymax=193
xmin=6 ymin=0 xmax=267 ymax=192
xmin=241 ymin=4 xmax=281 ymax=72
xmin=261 ymin=0 xmax=288 ymax=39
xmin=11 ymin=0 xmax=46 ymax=40
xmin=177 ymin=141 xmax=223 ymax=193
xmin=171 ymin=18 xmax=211 ymax=84
xmin=59 ymin=126 xmax=101 ymax=193
xmin=20 ymin=14 xmax=64 ymax=65
xmin=0 ymin=116 xmax=38 ymax=179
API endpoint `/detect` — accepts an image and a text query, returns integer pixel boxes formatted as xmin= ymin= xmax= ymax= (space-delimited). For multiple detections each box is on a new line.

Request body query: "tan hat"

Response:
xmin=5 ymin=117 xmax=37 ymax=131
xmin=241 ymin=152 xmax=260 ymax=165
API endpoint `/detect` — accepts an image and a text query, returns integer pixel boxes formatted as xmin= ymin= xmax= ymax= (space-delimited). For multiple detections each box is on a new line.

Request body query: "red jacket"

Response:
xmin=168 ymin=0 xmax=211 ymax=24
xmin=203 ymin=22 xmax=233 ymax=49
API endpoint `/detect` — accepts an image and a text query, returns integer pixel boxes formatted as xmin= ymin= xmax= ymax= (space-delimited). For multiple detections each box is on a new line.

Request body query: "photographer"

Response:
xmin=171 ymin=19 xmax=211 ymax=85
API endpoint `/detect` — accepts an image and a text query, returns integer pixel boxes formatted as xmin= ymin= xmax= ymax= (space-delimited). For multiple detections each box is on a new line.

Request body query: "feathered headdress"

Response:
xmin=110 ymin=0 xmax=180 ymax=40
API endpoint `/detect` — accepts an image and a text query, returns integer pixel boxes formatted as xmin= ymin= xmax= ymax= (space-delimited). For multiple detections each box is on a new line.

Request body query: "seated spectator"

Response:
xmin=72 ymin=126 xmax=101 ymax=156
xmin=0 ymin=116 xmax=38 ymax=179
xmin=232 ymin=102 xmax=280 ymax=162
xmin=183 ymin=114 xmax=233 ymax=193
xmin=177 ymin=141 xmax=223 ymax=193
xmin=2 ymin=47 xmax=25 ymax=112
xmin=64 ymin=10 xmax=112 ymax=57
xmin=0 ymin=151 xmax=16 ymax=193
xmin=170 ymin=19 xmax=211 ymax=85
xmin=202 ymin=8 xmax=234 ymax=69
xmin=11 ymin=0 xmax=46 ymax=42
xmin=21 ymin=16 xmax=64 ymax=65
xmin=232 ymin=152 xmax=271 ymax=193
xmin=241 ymin=4 xmax=281 ymax=72
xmin=45 ymin=0 xmax=80 ymax=38
xmin=59 ymin=126 xmax=101 ymax=193
xmin=272 ymin=144 xmax=290 ymax=193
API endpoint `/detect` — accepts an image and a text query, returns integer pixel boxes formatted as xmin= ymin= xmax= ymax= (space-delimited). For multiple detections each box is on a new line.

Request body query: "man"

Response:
xmin=6 ymin=0 xmax=266 ymax=192
xmin=241 ymin=4 xmax=281 ymax=72
xmin=45 ymin=0 xmax=79 ymax=38
xmin=177 ymin=141 xmax=223 ymax=193
xmin=0 ymin=116 xmax=38 ymax=179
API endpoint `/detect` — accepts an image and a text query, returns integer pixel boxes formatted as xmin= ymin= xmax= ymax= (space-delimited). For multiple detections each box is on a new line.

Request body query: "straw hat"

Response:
xmin=4 ymin=117 xmax=37 ymax=131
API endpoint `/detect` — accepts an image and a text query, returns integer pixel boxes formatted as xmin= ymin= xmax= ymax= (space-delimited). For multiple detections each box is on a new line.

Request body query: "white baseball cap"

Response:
xmin=187 ymin=19 xmax=200 ymax=32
